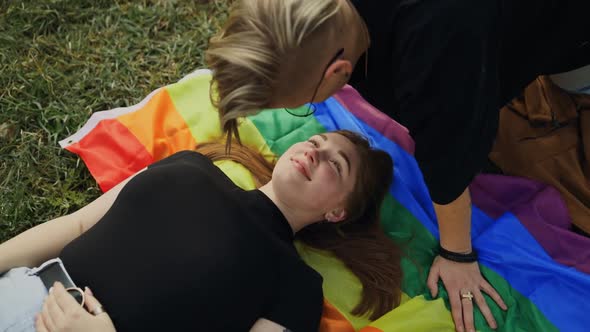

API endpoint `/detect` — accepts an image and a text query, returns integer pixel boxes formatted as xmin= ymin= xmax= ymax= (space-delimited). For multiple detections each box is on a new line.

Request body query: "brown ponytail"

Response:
xmin=296 ymin=224 xmax=402 ymax=320
xmin=195 ymin=130 xmax=402 ymax=320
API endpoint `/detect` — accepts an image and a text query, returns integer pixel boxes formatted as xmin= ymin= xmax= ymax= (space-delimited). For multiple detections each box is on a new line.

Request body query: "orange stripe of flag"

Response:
xmin=320 ymin=300 xmax=356 ymax=332
xmin=118 ymin=89 xmax=197 ymax=161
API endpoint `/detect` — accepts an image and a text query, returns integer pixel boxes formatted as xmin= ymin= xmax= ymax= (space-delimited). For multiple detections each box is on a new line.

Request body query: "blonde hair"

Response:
xmin=206 ymin=0 xmax=369 ymax=147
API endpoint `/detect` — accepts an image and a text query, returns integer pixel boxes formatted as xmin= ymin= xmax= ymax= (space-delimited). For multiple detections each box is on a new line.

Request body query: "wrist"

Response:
xmin=438 ymin=245 xmax=478 ymax=263
xmin=439 ymin=241 xmax=471 ymax=254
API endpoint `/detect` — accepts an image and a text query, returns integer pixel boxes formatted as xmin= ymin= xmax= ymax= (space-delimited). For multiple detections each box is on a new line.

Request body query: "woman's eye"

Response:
xmin=330 ymin=159 xmax=342 ymax=174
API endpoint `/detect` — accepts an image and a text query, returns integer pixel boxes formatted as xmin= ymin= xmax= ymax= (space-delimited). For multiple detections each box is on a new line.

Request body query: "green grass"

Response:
xmin=0 ymin=0 xmax=230 ymax=242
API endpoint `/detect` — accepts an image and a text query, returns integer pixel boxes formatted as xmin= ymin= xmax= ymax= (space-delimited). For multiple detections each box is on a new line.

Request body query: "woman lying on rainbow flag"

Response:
xmin=0 ymin=129 xmax=400 ymax=332
xmin=4 ymin=0 xmax=590 ymax=331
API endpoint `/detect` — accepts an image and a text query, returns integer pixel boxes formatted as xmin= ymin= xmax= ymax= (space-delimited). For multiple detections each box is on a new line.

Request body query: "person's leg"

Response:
xmin=0 ymin=267 xmax=47 ymax=332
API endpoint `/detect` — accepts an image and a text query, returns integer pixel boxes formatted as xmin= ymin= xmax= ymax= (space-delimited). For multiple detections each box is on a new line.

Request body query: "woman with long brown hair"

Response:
xmin=200 ymin=130 xmax=404 ymax=321
xmin=16 ymin=1 xmax=400 ymax=330
xmin=1 ymin=130 xmax=401 ymax=332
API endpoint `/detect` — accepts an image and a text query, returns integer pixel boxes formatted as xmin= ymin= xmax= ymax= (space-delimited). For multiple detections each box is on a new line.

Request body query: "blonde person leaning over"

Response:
xmin=206 ymin=1 xmax=590 ymax=331
xmin=1 ymin=130 xmax=402 ymax=332
xmin=206 ymin=0 xmax=370 ymax=150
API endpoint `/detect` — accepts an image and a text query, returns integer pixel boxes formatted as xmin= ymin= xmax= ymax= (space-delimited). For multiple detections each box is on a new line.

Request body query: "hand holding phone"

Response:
xmin=31 ymin=258 xmax=85 ymax=306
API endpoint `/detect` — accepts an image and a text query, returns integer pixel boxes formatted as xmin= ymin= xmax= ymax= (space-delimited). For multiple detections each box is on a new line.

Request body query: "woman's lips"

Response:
xmin=292 ymin=158 xmax=311 ymax=181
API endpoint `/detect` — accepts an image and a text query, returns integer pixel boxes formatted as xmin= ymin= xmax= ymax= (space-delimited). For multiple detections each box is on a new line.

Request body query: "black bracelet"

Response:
xmin=438 ymin=245 xmax=478 ymax=263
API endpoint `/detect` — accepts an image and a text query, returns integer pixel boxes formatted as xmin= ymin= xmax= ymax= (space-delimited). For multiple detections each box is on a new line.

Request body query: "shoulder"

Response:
xmin=278 ymin=250 xmax=324 ymax=288
xmin=300 ymin=262 xmax=323 ymax=289
xmin=127 ymin=150 xmax=236 ymax=195
xmin=147 ymin=150 xmax=228 ymax=183
xmin=285 ymin=261 xmax=323 ymax=301
xmin=148 ymin=150 xmax=210 ymax=170
xmin=267 ymin=259 xmax=324 ymax=330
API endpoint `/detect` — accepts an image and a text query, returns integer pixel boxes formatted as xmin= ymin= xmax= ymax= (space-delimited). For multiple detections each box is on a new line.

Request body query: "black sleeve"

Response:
xmin=147 ymin=150 xmax=204 ymax=169
xmin=147 ymin=150 xmax=240 ymax=192
xmin=264 ymin=260 xmax=324 ymax=332
xmin=392 ymin=0 xmax=502 ymax=204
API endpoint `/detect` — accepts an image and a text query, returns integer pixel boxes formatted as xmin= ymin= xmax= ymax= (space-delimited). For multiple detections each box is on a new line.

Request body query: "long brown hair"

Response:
xmin=195 ymin=130 xmax=402 ymax=320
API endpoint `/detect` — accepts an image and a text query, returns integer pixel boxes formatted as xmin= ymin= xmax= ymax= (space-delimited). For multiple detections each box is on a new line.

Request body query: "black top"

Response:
xmin=350 ymin=0 xmax=590 ymax=204
xmin=60 ymin=151 xmax=323 ymax=332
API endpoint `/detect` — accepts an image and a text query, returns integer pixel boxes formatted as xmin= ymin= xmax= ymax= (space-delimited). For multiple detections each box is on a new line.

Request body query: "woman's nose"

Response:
xmin=304 ymin=149 xmax=318 ymax=164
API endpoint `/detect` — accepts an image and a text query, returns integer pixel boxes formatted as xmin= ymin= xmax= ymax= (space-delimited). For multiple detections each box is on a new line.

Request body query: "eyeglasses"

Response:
xmin=285 ymin=48 xmax=345 ymax=117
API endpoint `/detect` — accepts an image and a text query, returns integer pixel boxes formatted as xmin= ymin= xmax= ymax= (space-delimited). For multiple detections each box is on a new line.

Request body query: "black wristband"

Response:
xmin=438 ymin=245 xmax=478 ymax=263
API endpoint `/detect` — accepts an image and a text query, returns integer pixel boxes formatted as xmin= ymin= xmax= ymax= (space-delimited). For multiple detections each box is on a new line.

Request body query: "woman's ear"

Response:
xmin=324 ymin=208 xmax=347 ymax=223
xmin=324 ymin=59 xmax=353 ymax=81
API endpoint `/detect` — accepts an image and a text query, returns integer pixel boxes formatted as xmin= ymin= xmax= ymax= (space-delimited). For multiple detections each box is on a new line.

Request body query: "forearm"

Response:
xmin=433 ymin=188 xmax=472 ymax=252
xmin=0 ymin=172 xmax=137 ymax=273
xmin=0 ymin=214 xmax=81 ymax=272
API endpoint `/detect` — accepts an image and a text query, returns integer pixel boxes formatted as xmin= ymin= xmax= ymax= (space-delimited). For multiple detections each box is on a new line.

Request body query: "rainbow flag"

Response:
xmin=60 ymin=70 xmax=590 ymax=332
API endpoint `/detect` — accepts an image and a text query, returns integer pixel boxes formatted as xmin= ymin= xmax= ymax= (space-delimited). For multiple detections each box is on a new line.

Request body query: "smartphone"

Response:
xmin=33 ymin=258 xmax=84 ymax=305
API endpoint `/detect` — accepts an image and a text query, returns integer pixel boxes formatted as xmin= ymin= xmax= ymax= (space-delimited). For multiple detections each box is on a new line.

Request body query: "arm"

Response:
xmin=0 ymin=171 xmax=141 ymax=273
xmin=389 ymin=2 xmax=506 ymax=331
xmin=435 ymin=188 xmax=472 ymax=254
xmin=428 ymin=188 xmax=507 ymax=332
xmin=250 ymin=318 xmax=290 ymax=332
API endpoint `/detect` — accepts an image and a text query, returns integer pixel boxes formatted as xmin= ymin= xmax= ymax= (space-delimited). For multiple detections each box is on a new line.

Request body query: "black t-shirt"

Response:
xmin=350 ymin=0 xmax=590 ymax=204
xmin=60 ymin=151 xmax=323 ymax=331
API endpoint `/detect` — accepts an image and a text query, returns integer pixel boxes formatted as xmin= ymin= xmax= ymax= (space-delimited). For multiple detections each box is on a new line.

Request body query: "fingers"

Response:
xmin=35 ymin=314 xmax=49 ymax=332
xmin=474 ymin=289 xmax=497 ymax=329
xmin=433 ymin=256 xmax=508 ymax=332
xmin=449 ymin=291 xmax=465 ymax=332
xmin=461 ymin=292 xmax=476 ymax=332
xmin=427 ymin=257 xmax=440 ymax=297
xmin=480 ymin=281 xmax=508 ymax=310
xmin=83 ymin=287 xmax=102 ymax=314
xmin=52 ymin=282 xmax=83 ymax=315
xmin=45 ymin=287 xmax=66 ymax=327
xmin=41 ymin=299 xmax=57 ymax=331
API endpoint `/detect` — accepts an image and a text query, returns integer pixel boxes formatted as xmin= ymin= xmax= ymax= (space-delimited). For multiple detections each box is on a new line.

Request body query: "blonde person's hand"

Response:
xmin=427 ymin=256 xmax=507 ymax=332
xmin=36 ymin=282 xmax=116 ymax=332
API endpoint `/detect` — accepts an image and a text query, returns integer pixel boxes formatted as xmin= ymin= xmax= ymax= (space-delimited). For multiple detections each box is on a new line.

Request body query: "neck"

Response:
xmin=258 ymin=182 xmax=318 ymax=233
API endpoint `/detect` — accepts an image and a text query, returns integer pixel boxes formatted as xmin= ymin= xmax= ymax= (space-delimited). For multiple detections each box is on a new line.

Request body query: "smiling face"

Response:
xmin=271 ymin=132 xmax=360 ymax=222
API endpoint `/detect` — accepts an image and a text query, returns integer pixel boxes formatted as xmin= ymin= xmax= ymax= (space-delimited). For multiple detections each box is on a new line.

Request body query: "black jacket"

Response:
xmin=349 ymin=0 xmax=590 ymax=204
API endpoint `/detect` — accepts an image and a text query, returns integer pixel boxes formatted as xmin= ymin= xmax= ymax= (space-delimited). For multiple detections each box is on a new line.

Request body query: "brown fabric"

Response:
xmin=490 ymin=76 xmax=590 ymax=233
